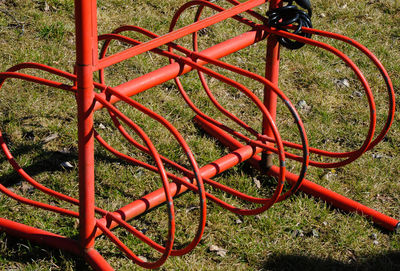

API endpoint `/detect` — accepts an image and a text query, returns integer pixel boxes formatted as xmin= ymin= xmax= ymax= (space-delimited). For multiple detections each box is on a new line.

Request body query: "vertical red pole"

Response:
xmin=261 ymin=0 xmax=282 ymax=170
xmin=74 ymin=0 xmax=97 ymax=249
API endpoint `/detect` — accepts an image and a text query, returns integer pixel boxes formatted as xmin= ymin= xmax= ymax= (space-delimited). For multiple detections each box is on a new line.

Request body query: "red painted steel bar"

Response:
xmin=262 ymin=0 xmax=282 ymax=170
xmin=269 ymin=167 xmax=400 ymax=231
xmin=193 ymin=115 xmax=399 ymax=231
xmin=93 ymin=29 xmax=268 ymax=111
xmin=95 ymin=0 xmax=266 ymax=70
xmin=297 ymin=26 xmax=395 ymax=153
xmin=164 ymin=0 xmax=383 ymax=167
xmin=85 ymin=248 xmax=114 ymax=271
xmin=93 ymin=124 xmax=286 ymax=208
xmin=95 ymin=143 xmax=263 ymax=236
xmin=74 ymin=0 xmax=97 ymax=250
xmin=0 ymin=0 xmax=398 ymax=269
xmin=0 ymin=218 xmax=81 ymax=255
xmin=90 ymin=18 xmax=391 ymax=169
xmin=258 ymin=25 xmax=378 ymax=168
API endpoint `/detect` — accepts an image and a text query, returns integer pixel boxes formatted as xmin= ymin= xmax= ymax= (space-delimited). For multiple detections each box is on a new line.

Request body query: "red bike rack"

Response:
xmin=0 ymin=0 xmax=397 ymax=269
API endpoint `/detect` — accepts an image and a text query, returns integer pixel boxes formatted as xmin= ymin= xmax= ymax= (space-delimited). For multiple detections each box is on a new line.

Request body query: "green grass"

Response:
xmin=0 ymin=0 xmax=400 ymax=270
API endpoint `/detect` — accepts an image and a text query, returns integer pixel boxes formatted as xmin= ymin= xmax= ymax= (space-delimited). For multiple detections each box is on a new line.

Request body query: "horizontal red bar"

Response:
xmin=194 ymin=115 xmax=399 ymax=231
xmin=93 ymin=29 xmax=267 ymax=111
xmin=95 ymin=0 xmax=266 ymax=71
xmin=268 ymin=166 xmax=399 ymax=231
xmin=95 ymin=143 xmax=263 ymax=236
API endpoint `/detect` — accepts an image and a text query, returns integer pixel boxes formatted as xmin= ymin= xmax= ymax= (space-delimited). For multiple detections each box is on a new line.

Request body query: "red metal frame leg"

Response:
xmin=75 ymin=0 xmax=97 ymax=250
xmin=85 ymin=248 xmax=114 ymax=271
xmin=0 ymin=0 xmax=397 ymax=269
xmin=261 ymin=0 xmax=282 ymax=170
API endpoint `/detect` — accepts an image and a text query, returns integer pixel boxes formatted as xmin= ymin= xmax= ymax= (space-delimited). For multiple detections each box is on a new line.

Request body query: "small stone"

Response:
xmin=312 ymin=229 xmax=319 ymax=238
xmin=323 ymin=221 xmax=328 ymax=226
xmin=209 ymin=245 xmax=220 ymax=251
xmin=320 ymin=13 xmax=326 ymax=18
xmin=296 ymin=100 xmax=311 ymax=113
xmin=373 ymin=240 xmax=379 ymax=245
xmin=138 ymin=256 xmax=148 ymax=262
xmin=58 ymin=148 xmax=72 ymax=155
xmin=372 ymin=153 xmax=384 ymax=159
xmin=352 ymin=91 xmax=363 ymax=97
xmin=44 ymin=1 xmax=50 ymax=11
xmin=370 ymin=233 xmax=378 ymax=240
xmin=235 ymin=219 xmax=243 ymax=224
xmin=98 ymin=123 xmax=106 ymax=129
xmin=60 ymin=161 xmax=74 ymax=169
xmin=42 ymin=133 xmax=59 ymax=143
xmin=335 ymin=78 xmax=350 ymax=88
xmin=297 ymin=100 xmax=307 ymax=109
xmin=209 ymin=245 xmax=227 ymax=257
xmin=216 ymin=250 xmax=227 ymax=257
xmin=253 ymin=177 xmax=261 ymax=189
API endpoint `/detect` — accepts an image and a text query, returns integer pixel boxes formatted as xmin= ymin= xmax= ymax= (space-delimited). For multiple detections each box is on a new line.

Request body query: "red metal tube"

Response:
xmin=93 ymin=29 xmax=268 ymax=111
xmin=262 ymin=0 xmax=282 ymax=170
xmin=94 ymin=130 xmax=279 ymax=209
xmin=94 ymin=89 xmax=207 ymax=257
xmin=0 ymin=218 xmax=81 ymax=255
xmin=260 ymin=25 xmax=377 ymax=167
xmin=94 ymin=142 xmax=264 ymax=237
xmin=268 ymin=167 xmax=400 ymax=231
xmin=95 ymin=22 xmax=388 ymax=169
xmin=96 ymin=32 xmax=289 ymax=205
xmin=193 ymin=114 xmax=399 ymax=231
xmin=74 ymin=0 xmax=97 ymax=250
xmin=85 ymin=248 xmax=114 ymax=271
xmin=94 ymin=93 xmax=177 ymax=265
xmin=0 ymin=1 xmax=397 ymax=270
xmin=298 ymin=26 xmax=396 ymax=152
xmin=95 ymin=0 xmax=266 ymax=70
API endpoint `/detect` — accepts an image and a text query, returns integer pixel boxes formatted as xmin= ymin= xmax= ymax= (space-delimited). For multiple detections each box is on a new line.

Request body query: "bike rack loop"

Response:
xmin=0 ymin=0 xmax=398 ymax=269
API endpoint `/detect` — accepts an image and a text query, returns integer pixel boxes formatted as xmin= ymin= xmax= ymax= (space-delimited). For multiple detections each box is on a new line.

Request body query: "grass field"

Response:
xmin=0 ymin=0 xmax=399 ymax=270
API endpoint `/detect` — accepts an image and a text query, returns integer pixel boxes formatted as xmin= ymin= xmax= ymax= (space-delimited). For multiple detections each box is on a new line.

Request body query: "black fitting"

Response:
xmin=267 ymin=3 xmax=313 ymax=50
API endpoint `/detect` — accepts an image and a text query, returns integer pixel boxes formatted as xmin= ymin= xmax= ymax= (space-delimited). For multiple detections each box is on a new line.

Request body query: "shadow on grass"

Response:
xmin=260 ymin=251 xmax=400 ymax=271
xmin=0 ymin=234 xmax=89 ymax=270
xmin=2 ymin=234 xmax=400 ymax=271
xmin=0 ymin=142 xmax=78 ymax=186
